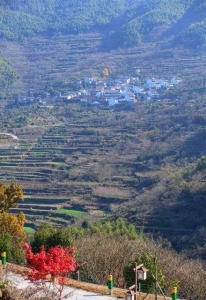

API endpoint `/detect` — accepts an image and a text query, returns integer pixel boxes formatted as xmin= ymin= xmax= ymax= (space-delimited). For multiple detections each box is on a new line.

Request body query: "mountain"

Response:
xmin=0 ymin=0 xmax=205 ymax=92
xmin=0 ymin=0 xmax=205 ymax=93
xmin=0 ymin=0 xmax=205 ymax=47
xmin=0 ymin=53 xmax=17 ymax=92
xmin=0 ymin=0 xmax=206 ymax=261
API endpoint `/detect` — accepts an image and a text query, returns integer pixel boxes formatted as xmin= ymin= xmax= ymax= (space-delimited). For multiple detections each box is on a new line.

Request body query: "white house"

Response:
xmin=124 ymin=92 xmax=135 ymax=102
xmin=91 ymin=101 xmax=100 ymax=105
xmin=171 ymin=77 xmax=182 ymax=85
xmin=132 ymin=86 xmax=143 ymax=94
xmin=146 ymin=78 xmax=158 ymax=89
xmin=96 ymin=92 xmax=102 ymax=98
xmin=155 ymin=84 xmax=161 ymax=90
xmin=147 ymin=90 xmax=159 ymax=98
xmin=159 ymin=79 xmax=169 ymax=88
xmin=104 ymin=89 xmax=122 ymax=98
xmin=122 ymin=89 xmax=129 ymax=96
xmin=61 ymin=92 xmax=76 ymax=100
xmin=124 ymin=77 xmax=131 ymax=84
xmin=84 ymin=77 xmax=94 ymax=84
xmin=108 ymin=98 xmax=118 ymax=106
xmin=79 ymin=89 xmax=87 ymax=94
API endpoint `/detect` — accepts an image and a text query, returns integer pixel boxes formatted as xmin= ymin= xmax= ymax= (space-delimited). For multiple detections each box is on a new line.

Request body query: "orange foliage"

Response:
xmin=0 ymin=212 xmax=26 ymax=245
xmin=0 ymin=182 xmax=24 ymax=213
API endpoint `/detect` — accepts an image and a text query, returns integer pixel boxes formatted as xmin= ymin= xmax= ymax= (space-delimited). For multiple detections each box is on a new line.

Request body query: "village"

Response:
xmin=17 ymin=75 xmax=182 ymax=107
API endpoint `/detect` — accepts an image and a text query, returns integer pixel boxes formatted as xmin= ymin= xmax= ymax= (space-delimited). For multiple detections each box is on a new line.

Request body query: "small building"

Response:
xmin=104 ymin=89 xmax=122 ymax=98
xmin=132 ymin=86 xmax=143 ymax=94
xmin=61 ymin=93 xmax=76 ymax=100
xmin=84 ymin=77 xmax=94 ymax=84
xmin=124 ymin=92 xmax=136 ymax=102
xmin=147 ymin=90 xmax=159 ymax=98
xmin=108 ymin=98 xmax=118 ymax=106
xmin=146 ymin=78 xmax=158 ymax=89
xmin=159 ymin=78 xmax=169 ymax=88
xmin=171 ymin=76 xmax=182 ymax=85
xmin=80 ymin=98 xmax=88 ymax=102
xmin=91 ymin=101 xmax=100 ymax=105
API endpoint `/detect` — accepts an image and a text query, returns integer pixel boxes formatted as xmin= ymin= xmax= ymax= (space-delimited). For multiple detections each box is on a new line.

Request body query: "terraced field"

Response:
xmin=0 ymin=106 xmax=203 ymax=264
xmin=1 ymin=103 xmax=136 ymax=228
xmin=0 ymin=33 xmax=206 ymax=254
xmin=0 ymin=93 xmax=204 ymax=243
xmin=1 ymin=33 xmax=206 ymax=93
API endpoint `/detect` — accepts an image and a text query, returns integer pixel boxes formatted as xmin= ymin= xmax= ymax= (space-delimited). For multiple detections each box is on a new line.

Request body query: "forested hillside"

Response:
xmin=0 ymin=53 xmax=17 ymax=91
xmin=0 ymin=0 xmax=205 ymax=48
xmin=0 ymin=0 xmax=206 ymax=91
xmin=0 ymin=0 xmax=205 ymax=92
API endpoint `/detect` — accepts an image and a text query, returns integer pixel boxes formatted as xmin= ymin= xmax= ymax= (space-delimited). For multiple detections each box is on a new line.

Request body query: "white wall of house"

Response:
xmin=159 ymin=79 xmax=169 ymax=88
xmin=146 ymin=78 xmax=158 ymax=89
xmin=132 ymin=86 xmax=142 ymax=93
xmin=108 ymin=98 xmax=118 ymax=106
xmin=171 ymin=77 xmax=182 ymax=84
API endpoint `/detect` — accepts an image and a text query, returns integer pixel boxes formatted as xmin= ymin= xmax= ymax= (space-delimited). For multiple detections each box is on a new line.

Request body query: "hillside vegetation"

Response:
xmin=1 ymin=217 xmax=206 ymax=299
xmin=0 ymin=73 xmax=203 ymax=261
xmin=0 ymin=0 xmax=206 ymax=93
xmin=0 ymin=53 xmax=17 ymax=92
xmin=0 ymin=0 xmax=206 ymax=92
xmin=0 ymin=0 xmax=205 ymax=48
xmin=0 ymin=0 xmax=205 ymax=264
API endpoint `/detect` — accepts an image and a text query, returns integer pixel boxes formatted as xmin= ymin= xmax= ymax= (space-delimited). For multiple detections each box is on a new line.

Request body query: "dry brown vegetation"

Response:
xmin=76 ymin=234 xmax=206 ymax=300
xmin=0 ymin=263 xmax=176 ymax=300
xmin=0 ymin=81 xmax=205 ymax=259
xmin=1 ymin=235 xmax=206 ymax=300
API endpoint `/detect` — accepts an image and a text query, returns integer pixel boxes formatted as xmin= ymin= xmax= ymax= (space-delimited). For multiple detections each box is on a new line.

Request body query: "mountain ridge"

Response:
xmin=0 ymin=0 xmax=205 ymax=47
xmin=0 ymin=0 xmax=206 ymax=92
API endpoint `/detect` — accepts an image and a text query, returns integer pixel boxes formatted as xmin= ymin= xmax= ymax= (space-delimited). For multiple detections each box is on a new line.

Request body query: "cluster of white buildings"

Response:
xmin=17 ymin=76 xmax=182 ymax=106
xmin=71 ymin=76 xmax=182 ymax=106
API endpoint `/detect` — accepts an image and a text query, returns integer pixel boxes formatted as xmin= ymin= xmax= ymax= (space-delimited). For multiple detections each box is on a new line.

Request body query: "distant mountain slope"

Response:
xmin=0 ymin=0 xmax=205 ymax=48
xmin=0 ymin=52 xmax=17 ymax=92
xmin=0 ymin=0 xmax=206 ymax=91
xmin=0 ymin=0 xmax=126 ymax=38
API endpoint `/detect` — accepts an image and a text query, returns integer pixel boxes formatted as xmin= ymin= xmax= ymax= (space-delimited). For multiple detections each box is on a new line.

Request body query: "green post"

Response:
xmin=1 ymin=252 xmax=6 ymax=267
xmin=107 ymin=274 xmax=114 ymax=295
xmin=172 ymin=287 xmax=177 ymax=300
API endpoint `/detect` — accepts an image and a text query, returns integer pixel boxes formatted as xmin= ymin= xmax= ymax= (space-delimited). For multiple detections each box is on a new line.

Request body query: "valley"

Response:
xmin=0 ymin=0 xmax=206 ymax=262
xmin=0 ymin=79 xmax=205 ymax=259
xmin=1 ymin=2 xmax=206 ymax=300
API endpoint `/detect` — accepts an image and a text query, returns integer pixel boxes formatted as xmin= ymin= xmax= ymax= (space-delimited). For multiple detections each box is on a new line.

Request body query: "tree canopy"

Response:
xmin=0 ymin=0 xmax=205 ymax=48
xmin=0 ymin=211 xmax=26 ymax=245
xmin=0 ymin=53 xmax=17 ymax=90
xmin=0 ymin=182 xmax=24 ymax=213
xmin=0 ymin=211 xmax=26 ymax=263
xmin=31 ymin=219 xmax=140 ymax=252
